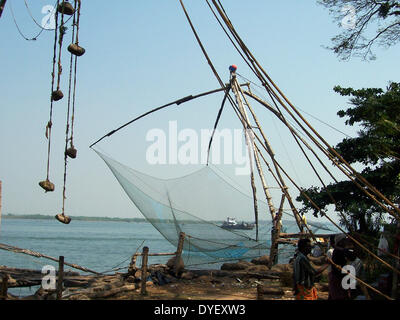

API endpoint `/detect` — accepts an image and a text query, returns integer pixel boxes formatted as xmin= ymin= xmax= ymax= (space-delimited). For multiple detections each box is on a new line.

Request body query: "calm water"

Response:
xmin=0 ymin=218 xmax=307 ymax=296
xmin=0 ymin=218 xmax=178 ymax=273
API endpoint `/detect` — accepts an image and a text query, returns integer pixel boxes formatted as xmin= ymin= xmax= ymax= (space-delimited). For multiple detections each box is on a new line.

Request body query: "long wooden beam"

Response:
xmin=279 ymin=232 xmax=338 ymax=239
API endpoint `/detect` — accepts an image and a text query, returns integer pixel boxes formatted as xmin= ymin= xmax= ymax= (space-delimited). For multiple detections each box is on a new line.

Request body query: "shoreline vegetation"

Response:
xmin=2 ymin=213 xmax=258 ymax=224
xmin=1 ymin=214 xmax=329 ymax=230
xmin=2 ymin=213 xmax=147 ymax=223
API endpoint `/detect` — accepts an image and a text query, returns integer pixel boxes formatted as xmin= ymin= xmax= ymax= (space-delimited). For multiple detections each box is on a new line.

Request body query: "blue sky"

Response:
xmin=0 ymin=1 xmax=398 ymax=225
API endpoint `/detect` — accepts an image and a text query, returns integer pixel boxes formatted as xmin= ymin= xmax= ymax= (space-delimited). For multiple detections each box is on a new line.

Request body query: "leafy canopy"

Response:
xmin=297 ymin=82 xmax=400 ymax=233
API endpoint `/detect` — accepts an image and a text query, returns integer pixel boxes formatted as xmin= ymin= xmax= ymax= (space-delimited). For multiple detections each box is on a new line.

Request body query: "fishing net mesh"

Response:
xmin=96 ymin=150 xmax=328 ymax=267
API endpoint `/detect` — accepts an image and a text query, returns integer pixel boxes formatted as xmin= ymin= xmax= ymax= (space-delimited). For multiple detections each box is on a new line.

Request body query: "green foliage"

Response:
xmin=297 ymin=82 xmax=400 ymax=234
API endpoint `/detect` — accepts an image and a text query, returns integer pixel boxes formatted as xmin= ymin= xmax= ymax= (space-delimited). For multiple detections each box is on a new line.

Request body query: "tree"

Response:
xmin=296 ymin=82 xmax=400 ymax=234
xmin=0 ymin=0 xmax=7 ymax=19
xmin=319 ymin=0 xmax=400 ymax=60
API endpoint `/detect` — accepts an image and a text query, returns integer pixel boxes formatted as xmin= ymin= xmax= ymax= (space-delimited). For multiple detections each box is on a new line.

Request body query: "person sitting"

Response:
xmin=293 ymin=238 xmax=328 ymax=300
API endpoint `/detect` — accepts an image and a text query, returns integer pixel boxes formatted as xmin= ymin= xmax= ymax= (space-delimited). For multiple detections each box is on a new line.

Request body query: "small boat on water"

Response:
xmin=220 ymin=217 xmax=255 ymax=230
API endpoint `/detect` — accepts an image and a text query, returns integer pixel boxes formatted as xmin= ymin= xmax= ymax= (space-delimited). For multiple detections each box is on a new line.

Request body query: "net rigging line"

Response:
xmin=178 ymin=0 xmax=300 ymax=237
xmin=8 ymin=0 xmax=45 ymax=40
xmin=204 ymin=0 xmax=397 ymax=222
xmin=209 ymin=0 xmax=400 ymax=222
xmin=194 ymin=5 xmax=400 ymax=273
xmin=89 ymin=85 xmax=246 ymax=148
xmin=236 ymin=73 xmax=352 ymax=139
xmin=8 ymin=0 xmax=75 ymax=41
xmin=60 ymin=0 xmax=78 ymax=219
xmin=206 ymin=0 xmax=400 ymax=248
xmin=41 ymin=0 xmax=60 ymax=190
xmin=95 ymin=150 xmax=265 ymax=245
xmin=23 ymin=0 xmax=74 ymax=31
xmin=0 ymin=243 xmax=101 ymax=275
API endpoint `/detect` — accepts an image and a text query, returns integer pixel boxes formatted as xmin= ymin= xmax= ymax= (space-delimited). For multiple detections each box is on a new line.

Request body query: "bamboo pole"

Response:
xmin=241 ymin=85 xmax=277 ymax=223
xmin=57 ymin=256 xmax=64 ymax=300
xmin=230 ymin=75 xmax=260 ymax=240
xmin=0 ymin=243 xmax=101 ymax=275
xmin=235 ymin=82 xmax=305 ymax=233
xmin=232 ymin=76 xmax=306 ymax=263
xmin=0 ymin=0 xmax=7 ymax=19
xmin=140 ymin=246 xmax=149 ymax=296
xmin=210 ymin=0 xmax=400 ymax=221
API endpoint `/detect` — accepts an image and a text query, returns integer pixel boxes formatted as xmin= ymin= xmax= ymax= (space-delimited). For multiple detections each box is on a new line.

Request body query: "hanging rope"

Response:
xmin=39 ymin=0 xmax=60 ymax=193
xmin=68 ymin=0 xmax=83 ymax=153
xmin=8 ymin=0 xmax=45 ymax=41
xmin=23 ymin=0 xmax=74 ymax=32
xmin=54 ymin=5 xmax=66 ymax=99
xmin=56 ymin=0 xmax=81 ymax=224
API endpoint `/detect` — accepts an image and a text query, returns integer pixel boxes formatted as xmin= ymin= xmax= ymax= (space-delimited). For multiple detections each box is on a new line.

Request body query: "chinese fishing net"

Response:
xmin=95 ymin=150 xmax=332 ymax=267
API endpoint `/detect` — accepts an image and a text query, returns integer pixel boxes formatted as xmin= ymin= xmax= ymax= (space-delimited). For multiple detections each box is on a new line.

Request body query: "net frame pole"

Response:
xmin=231 ymin=74 xmax=306 ymax=264
xmin=230 ymin=74 xmax=260 ymax=241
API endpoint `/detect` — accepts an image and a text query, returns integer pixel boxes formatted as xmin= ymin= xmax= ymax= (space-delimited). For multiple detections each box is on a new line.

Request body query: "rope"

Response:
xmin=205 ymin=1 xmax=400 ymax=274
xmin=206 ymin=84 xmax=231 ymax=165
xmin=23 ymin=0 xmax=74 ymax=32
xmin=55 ymin=7 xmax=66 ymax=92
xmin=60 ymin=0 xmax=78 ymax=217
xmin=69 ymin=0 xmax=82 ymax=148
xmin=44 ymin=0 xmax=60 ymax=182
xmin=217 ymin=0 xmax=400 ymax=221
xmin=8 ymin=0 xmax=45 ymax=41
xmin=237 ymin=73 xmax=352 ymax=139
xmin=0 ymin=242 xmax=101 ymax=275
xmin=208 ymin=0 xmax=400 ymax=224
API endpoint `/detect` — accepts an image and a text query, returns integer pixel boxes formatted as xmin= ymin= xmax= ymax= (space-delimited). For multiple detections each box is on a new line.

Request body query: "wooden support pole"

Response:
xmin=174 ymin=232 xmax=185 ymax=276
xmin=230 ymin=76 xmax=260 ymax=240
xmin=1 ymin=274 xmax=9 ymax=300
xmin=57 ymin=256 xmax=64 ymax=300
xmin=140 ymin=246 xmax=149 ymax=296
xmin=0 ymin=0 xmax=7 ymax=19
xmin=235 ymin=79 xmax=306 ymax=236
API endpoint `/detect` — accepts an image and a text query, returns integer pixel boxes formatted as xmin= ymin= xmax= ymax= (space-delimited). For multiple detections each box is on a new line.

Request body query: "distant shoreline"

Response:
xmin=1 ymin=213 xmax=269 ymax=225
xmin=2 ymin=213 xmax=147 ymax=223
xmin=1 ymin=214 xmax=332 ymax=231
xmin=1 ymin=213 xmax=225 ymax=224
